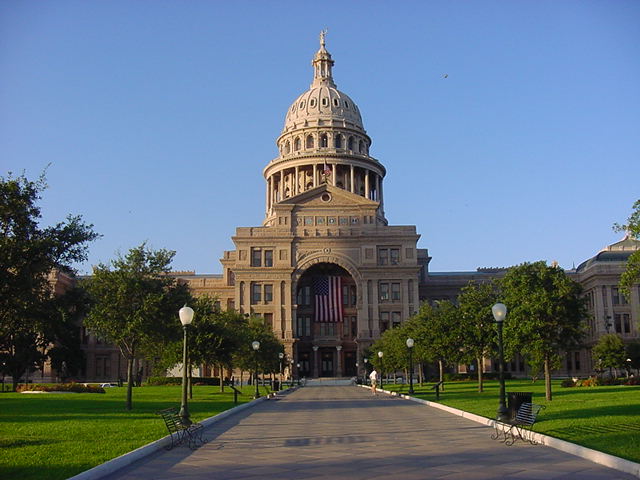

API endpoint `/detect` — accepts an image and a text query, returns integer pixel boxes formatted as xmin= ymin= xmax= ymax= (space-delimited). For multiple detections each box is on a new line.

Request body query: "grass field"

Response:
xmin=0 ymin=384 xmax=265 ymax=480
xmin=386 ymin=379 xmax=640 ymax=463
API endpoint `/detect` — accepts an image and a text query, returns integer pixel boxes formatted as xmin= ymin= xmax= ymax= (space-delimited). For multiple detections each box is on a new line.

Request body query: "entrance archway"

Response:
xmin=294 ymin=263 xmax=358 ymax=378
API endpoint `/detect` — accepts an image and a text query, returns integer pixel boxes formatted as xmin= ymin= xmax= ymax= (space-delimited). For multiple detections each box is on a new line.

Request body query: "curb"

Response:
xmin=67 ymin=393 xmax=278 ymax=480
xmin=367 ymin=386 xmax=640 ymax=478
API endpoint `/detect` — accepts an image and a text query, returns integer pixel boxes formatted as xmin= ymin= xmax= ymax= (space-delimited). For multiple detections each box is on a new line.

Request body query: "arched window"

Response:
xmin=294 ymin=137 xmax=301 ymax=151
xmin=358 ymin=140 xmax=364 ymax=153
xmin=285 ymin=141 xmax=291 ymax=154
xmin=334 ymin=134 xmax=343 ymax=149
xmin=322 ymin=97 xmax=328 ymax=107
xmin=306 ymin=135 xmax=314 ymax=149
xmin=320 ymin=134 xmax=328 ymax=148
xmin=348 ymin=136 xmax=354 ymax=151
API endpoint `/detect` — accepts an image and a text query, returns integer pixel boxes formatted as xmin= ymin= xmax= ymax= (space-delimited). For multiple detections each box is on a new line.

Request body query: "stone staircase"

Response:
xmin=303 ymin=377 xmax=357 ymax=386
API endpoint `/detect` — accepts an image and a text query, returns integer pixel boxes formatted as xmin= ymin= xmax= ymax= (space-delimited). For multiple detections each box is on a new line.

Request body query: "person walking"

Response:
xmin=369 ymin=368 xmax=379 ymax=395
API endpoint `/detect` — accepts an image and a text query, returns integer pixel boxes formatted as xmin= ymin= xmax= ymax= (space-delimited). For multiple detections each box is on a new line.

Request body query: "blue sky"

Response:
xmin=2 ymin=1 xmax=639 ymax=274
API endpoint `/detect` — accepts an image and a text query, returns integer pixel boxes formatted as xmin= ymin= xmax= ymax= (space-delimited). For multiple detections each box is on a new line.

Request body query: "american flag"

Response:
xmin=323 ymin=162 xmax=332 ymax=177
xmin=313 ymin=276 xmax=343 ymax=322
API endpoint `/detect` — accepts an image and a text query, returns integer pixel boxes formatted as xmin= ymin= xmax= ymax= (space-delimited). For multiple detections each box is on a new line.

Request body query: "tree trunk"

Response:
xmin=219 ymin=364 xmax=224 ymax=393
xmin=240 ymin=370 xmax=244 ymax=387
xmin=126 ymin=356 xmax=134 ymax=410
xmin=419 ymin=363 xmax=423 ymax=386
xmin=477 ymin=356 xmax=484 ymax=393
xmin=544 ymin=357 xmax=552 ymax=401
xmin=438 ymin=360 xmax=444 ymax=384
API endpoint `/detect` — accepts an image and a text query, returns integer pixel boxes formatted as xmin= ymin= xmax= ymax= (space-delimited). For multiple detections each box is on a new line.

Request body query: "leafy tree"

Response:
xmin=614 ymin=199 xmax=640 ymax=301
xmin=457 ymin=281 xmax=499 ymax=392
xmin=593 ymin=334 xmax=627 ymax=378
xmin=232 ymin=316 xmax=283 ymax=381
xmin=371 ymin=326 xmax=407 ymax=380
xmin=501 ymin=261 xmax=587 ymax=401
xmin=626 ymin=341 xmax=640 ymax=375
xmin=84 ymin=244 xmax=190 ymax=410
xmin=0 ymin=172 xmax=98 ymax=390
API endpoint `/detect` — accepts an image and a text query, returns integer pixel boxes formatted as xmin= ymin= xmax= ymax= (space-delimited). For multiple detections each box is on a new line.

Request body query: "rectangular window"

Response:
xmin=350 ymin=285 xmax=357 ymax=305
xmin=623 ymin=314 xmax=631 ymax=334
xmin=615 ymin=313 xmax=622 ymax=334
xmin=378 ymin=248 xmax=388 ymax=265
xmin=380 ymin=311 xmax=389 ymax=333
xmin=296 ymin=316 xmax=311 ymax=337
xmin=297 ymin=286 xmax=312 ymax=306
xmin=391 ymin=311 xmax=401 ymax=328
xmin=320 ymin=323 xmax=337 ymax=336
xmin=264 ymin=284 xmax=273 ymax=303
xmin=251 ymin=283 xmax=262 ymax=304
xmin=391 ymin=283 xmax=401 ymax=302
xmin=264 ymin=313 xmax=273 ymax=329
xmin=351 ymin=316 xmax=357 ymax=337
xmin=251 ymin=248 xmax=262 ymax=267
xmin=264 ymin=250 xmax=273 ymax=267
xmin=612 ymin=287 xmax=620 ymax=305
xmin=390 ymin=248 xmax=400 ymax=265
xmin=379 ymin=283 xmax=390 ymax=302
xmin=343 ymin=285 xmax=349 ymax=306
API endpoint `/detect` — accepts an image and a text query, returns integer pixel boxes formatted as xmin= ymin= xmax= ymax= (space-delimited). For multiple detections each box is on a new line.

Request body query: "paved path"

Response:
xmin=106 ymin=386 xmax=635 ymax=480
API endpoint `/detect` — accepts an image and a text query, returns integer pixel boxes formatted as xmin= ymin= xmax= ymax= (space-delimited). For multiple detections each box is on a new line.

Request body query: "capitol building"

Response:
xmin=78 ymin=36 xmax=639 ymax=382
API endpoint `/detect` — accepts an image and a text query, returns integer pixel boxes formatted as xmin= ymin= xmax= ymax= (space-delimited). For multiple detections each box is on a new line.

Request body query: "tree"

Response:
xmin=614 ymin=199 xmax=640 ymax=301
xmin=626 ymin=341 xmax=640 ymax=375
xmin=457 ymin=281 xmax=499 ymax=392
xmin=592 ymin=334 xmax=627 ymax=378
xmin=501 ymin=261 xmax=587 ymax=401
xmin=84 ymin=244 xmax=190 ymax=410
xmin=232 ymin=316 xmax=283 ymax=382
xmin=0 ymin=172 xmax=98 ymax=390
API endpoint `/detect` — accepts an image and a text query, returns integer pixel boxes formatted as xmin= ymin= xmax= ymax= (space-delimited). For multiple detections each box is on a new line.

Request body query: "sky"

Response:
xmin=2 ymin=1 xmax=639 ymax=275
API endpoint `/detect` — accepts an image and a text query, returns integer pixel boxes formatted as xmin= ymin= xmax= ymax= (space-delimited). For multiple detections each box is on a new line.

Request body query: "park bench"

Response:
xmin=491 ymin=402 xmax=545 ymax=446
xmin=156 ymin=407 xmax=206 ymax=450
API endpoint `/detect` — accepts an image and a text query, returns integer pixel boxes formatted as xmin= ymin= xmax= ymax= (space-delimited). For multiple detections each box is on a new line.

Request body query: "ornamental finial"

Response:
xmin=320 ymin=29 xmax=328 ymax=48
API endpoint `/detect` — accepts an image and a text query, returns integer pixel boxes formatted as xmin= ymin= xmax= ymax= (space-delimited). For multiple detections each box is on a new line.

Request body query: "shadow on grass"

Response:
xmin=0 ymin=438 xmax=53 ymax=448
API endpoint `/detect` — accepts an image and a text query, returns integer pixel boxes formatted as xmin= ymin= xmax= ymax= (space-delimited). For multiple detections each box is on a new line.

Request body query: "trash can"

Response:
xmin=508 ymin=392 xmax=532 ymax=420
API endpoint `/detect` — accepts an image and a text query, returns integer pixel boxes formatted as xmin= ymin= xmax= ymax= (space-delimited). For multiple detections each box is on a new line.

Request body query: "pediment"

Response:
xmin=277 ymin=184 xmax=379 ymax=208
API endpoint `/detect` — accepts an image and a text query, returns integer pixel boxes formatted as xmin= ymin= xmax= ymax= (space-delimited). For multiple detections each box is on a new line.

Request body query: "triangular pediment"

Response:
xmin=276 ymin=184 xmax=379 ymax=208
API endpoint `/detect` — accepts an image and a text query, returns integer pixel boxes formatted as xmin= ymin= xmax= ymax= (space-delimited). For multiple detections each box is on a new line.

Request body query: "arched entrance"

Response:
xmin=294 ymin=263 xmax=358 ymax=378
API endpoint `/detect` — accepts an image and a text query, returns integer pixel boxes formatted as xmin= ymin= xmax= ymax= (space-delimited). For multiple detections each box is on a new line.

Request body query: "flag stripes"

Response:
xmin=313 ymin=276 xmax=343 ymax=322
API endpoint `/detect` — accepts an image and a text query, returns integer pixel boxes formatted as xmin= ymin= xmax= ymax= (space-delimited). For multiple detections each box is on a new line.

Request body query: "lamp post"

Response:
xmin=363 ymin=358 xmax=368 ymax=385
xmin=377 ymin=351 xmax=384 ymax=390
xmin=278 ymin=352 xmax=284 ymax=388
xmin=178 ymin=305 xmax=194 ymax=426
xmin=252 ymin=340 xmax=260 ymax=399
xmin=406 ymin=338 xmax=415 ymax=394
xmin=492 ymin=303 xmax=509 ymax=423
xmin=296 ymin=363 xmax=301 ymax=385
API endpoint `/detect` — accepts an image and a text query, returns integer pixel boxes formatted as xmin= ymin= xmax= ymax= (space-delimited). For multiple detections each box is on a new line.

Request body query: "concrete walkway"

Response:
xmin=105 ymin=386 xmax=636 ymax=480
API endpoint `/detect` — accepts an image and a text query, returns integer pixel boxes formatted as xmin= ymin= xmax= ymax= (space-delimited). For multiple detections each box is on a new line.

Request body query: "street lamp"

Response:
xmin=178 ymin=305 xmax=194 ymax=426
xmin=378 ymin=351 xmax=384 ymax=389
xmin=492 ymin=302 xmax=509 ymax=423
xmin=296 ymin=363 xmax=301 ymax=385
xmin=278 ymin=352 xmax=284 ymax=389
xmin=363 ymin=358 xmax=368 ymax=385
xmin=406 ymin=338 xmax=415 ymax=394
xmin=252 ymin=340 xmax=261 ymax=399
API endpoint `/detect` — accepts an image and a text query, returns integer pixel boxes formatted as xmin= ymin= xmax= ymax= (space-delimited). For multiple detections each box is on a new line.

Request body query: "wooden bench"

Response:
xmin=492 ymin=402 xmax=545 ymax=446
xmin=156 ymin=407 xmax=206 ymax=450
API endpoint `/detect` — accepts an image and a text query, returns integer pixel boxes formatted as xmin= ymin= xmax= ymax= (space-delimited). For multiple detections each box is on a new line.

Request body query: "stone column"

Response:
xmin=279 ymin=170 xmax=284 ymax=201
xmin=350 ymin=165 xmax=355 ymax=193
xmin=312 ymin=345 xmax=319 ymax=378
xmin=294 ymin=166 xmax=299 ymax=195
xmin=336 ymin=345 xmax=343 ymax=377
xmin=364 ymin=170 xmax=370 ymax=199
xmin=313 ymin=164 xmax=318 ymax=187
xmin=375 ymin=174 xmax=380 ymax=202
xmin=332 ymin=163 xmax=337 ymax=186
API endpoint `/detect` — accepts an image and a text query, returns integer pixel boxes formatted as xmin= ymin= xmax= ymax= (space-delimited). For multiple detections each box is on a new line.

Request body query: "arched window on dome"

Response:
xmin=333 ymin=98 xmax=339 ymax=107
xmin=320 ymin=134 xmax=328 ymax=148
xmin=334 ymin=134 xmax=343 ymax=149
xmin=294 ymin=137 xmax=301 ymax=151
xmin=358 ymin=140 xmax=365 ymax=154
xmin=322 ymin=98 xmax=328 ymax=107
xmin=285 ymin=140 xmax=291 ymax=155
xmin=306 ymin=135 xmax=314 ymax=149
xmin=348 ymin=136 xmax=354 ymax=151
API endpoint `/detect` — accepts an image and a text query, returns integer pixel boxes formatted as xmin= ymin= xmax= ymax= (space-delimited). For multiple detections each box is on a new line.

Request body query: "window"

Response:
xmin=350 ymin=285 xmax=357 ymax=305
xmin=264 ymin=313 xmax=273 ymax=328
xmin=320 ymin=323 xmax=337 ymax=336
xmin=227 ymin=270 xmax=235 ymax=286
xmin=251 ymin=283 xmax=262 ymax=304
xmin=612 ymin=287 xmax=620 ymax=305
xmin=392 ymin=311 xmax=401 ymax=328
xmin=378 ymin=247 xmax=400 ymax=266
xmin=251 ymin=248 xmax=273 ymax=267
xmin=334 ymin=134 xmax=342 ymax=148
xmin=297 ymin=286 xmax=311 ymax=306
xmin=342 ymin=285 xmax=349 ymax=306
xmin=348 ymin=136 xmax=354 ymax=150
xmin=294 ymin=137 xmax=301 ymax=151
xmin=95 ymin=356 xmax=111 ymax=379
xmin=379 ymin=283 xmax=389 ymax=302
xmin=264 ymin=284 xmax=273 ymax=304
xmin=296 ymin=316 xmax=311 ymax=337
xmin=285 ymin=140 xmax=290 ymax=154
xmin=320 ymin=134 xmax=328 ymax=147
xmin=380 ymin=312 xmax=389 ymax=332
xmin=306 ymin=135 xmax=314 ymax=148
xmin=391 ymin=283 xmax=401 ymax=302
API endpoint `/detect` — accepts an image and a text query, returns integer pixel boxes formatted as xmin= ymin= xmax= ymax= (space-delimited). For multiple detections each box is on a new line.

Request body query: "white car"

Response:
xmin=100 ymin=383 xmax=118 ymax=388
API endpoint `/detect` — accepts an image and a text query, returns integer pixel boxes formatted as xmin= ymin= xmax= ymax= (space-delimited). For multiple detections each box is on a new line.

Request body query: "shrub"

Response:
xmin=16 ymin=383 xmax=105 ymax=394
xmin=560 ymin=378 xmax=575 ymax=388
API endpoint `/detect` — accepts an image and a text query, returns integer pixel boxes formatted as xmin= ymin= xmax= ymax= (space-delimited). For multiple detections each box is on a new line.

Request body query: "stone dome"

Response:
xmin=282 ymin=32 xmax=365 ymax=133
xmin=284 ymin=87 xmax=363 ymax=132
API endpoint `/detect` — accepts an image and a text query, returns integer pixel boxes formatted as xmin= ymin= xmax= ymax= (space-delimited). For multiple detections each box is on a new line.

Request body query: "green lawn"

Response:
xmin=387 ymin=379 xmax=640 ymax=463
xmin=0 ymin=384 xmax=265 ymax=480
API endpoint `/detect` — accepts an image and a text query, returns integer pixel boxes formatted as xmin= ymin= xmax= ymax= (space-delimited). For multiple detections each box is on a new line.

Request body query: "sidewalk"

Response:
xmin=104 ymin=386 xmax=636 ymax=480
